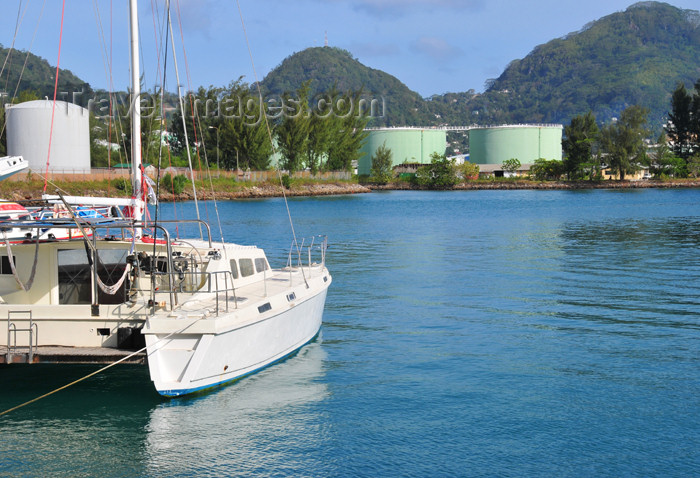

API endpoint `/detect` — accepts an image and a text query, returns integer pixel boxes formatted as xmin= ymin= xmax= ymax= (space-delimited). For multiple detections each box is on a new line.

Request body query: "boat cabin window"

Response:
xmin=239 ymin=258 xmax=254 ymax=277
xmin=57 ymin=249 xmax=130 ymax=305
xmin=255 ymin=258 xmax=268 ymax=273
xmin=96 ymin=249 xmax=130 ymax=304
xmin=58 ymin=249 xmax=91 ymax=304
xmin=0 ymin=255 xmax=16 ymax=274
xmin=229 ymin=260 xmax=239 ymax=279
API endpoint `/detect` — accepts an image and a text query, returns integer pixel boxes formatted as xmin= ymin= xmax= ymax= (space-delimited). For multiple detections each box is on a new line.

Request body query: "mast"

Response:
xmin=129 ymin=0 xmax=143 ymax=223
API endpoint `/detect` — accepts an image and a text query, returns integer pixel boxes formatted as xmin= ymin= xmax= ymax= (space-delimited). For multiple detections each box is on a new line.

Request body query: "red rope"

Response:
xmin=42 ymin=0 xmax=67 ymax=194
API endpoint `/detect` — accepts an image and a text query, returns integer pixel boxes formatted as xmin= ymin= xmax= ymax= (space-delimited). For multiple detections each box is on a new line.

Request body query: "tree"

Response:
xmin=501 ymin=158 xmax=521 ymax=176
xmin=459 ymin=161 xmax=479 ymax=180
xmin=324 ymin=90 xmax=370 ymax=171
xmin=599 ymin=105 xmax=649 ymax=180
xmin=276 ymin=82 xmax=311 ymax=173
xmin=168 ymin=81 xmax=273 ymax=171
xmin=649 ymin=132 xmax=684 ymax=178
xmin=667 ymin=82 xmax=694 ymax=160
xmin=370 ymin=143 xmax=393 ymax=184
xmin=414 ymin=153 xmax=458 ymax=188
xmin=218 ymin=81 xmax=272 ymax=171
xmin=305 ymin=96 xmax=333 ymax=175
xmin=563 ymin=111 xmax=599 ymax=180
xmin=687 ymin=154 xmax=700 ymax=178
xmin=530 ymin=158 xmax=564 ymax=181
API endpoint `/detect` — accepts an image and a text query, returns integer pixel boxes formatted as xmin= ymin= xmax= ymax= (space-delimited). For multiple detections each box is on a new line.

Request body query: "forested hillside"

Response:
xmin=261 ymin=2 xmax=700 ymax=131
xmin=471 ymin=1 xmax=700 ymax=126
xmin=258 ymin=47 xmax=430 ymax=126
xmin=2 ymin=1 xmax=699 ymax=134
xmin=0 ymin=45 xmax=92 ymax=101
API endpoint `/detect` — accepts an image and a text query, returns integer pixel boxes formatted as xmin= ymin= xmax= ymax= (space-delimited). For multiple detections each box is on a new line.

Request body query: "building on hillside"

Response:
xmin=358 ymin=127 xmax=447 ymax=176
xmin=469 ymin=124 xmax=562 ymax=165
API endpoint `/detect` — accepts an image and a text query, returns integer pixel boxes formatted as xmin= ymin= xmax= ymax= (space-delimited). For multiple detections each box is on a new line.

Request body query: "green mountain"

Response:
xmin=432 ymin=1 xmax=700 ymax=128
xmin=3 ymin=1 xmax=698 ymax=133
xmin=0 ymin=45 xmax=92 ymax=102
xmin=258 ymin=46 xmax=430 ymax=126
xmin=261 ymin=2 xmax=700 ymax=131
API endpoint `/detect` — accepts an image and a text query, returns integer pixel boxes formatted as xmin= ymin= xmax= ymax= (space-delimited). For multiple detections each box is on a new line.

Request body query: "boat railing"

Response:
xmin=130 ymin=269 xmax=238 ymax=316
xmin=6 ymin=310 xmax=37 ymax=363
xmin=285 ymin=235 xmax=328 ymax=286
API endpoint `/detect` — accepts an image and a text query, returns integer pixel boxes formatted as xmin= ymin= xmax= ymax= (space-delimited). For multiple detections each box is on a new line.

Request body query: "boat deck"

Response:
xmin=0 ymin=267 xmax=326 ymax=365
xmin=0 ymin=346 xmax=146 ymax=365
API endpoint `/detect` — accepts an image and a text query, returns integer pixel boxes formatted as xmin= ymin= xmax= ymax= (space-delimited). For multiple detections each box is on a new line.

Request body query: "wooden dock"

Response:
xmin=0 ymin=346 xmax=147 ymax=365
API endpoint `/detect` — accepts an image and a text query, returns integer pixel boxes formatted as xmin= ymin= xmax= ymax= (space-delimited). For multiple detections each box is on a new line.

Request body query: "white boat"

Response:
xmin=0 ymin=155 xmax=28 ymax=182
xmin=0 ymin=0 xmax=331 ymax=397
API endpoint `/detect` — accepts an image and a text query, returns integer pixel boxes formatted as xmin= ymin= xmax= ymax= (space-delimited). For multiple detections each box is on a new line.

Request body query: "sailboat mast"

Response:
xmin=129 ymin=0 xmax=143 ymax=222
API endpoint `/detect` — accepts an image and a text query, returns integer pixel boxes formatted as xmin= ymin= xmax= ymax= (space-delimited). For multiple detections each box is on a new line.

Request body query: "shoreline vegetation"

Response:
xmin=3 ymin=176 xmax=700 ymax=203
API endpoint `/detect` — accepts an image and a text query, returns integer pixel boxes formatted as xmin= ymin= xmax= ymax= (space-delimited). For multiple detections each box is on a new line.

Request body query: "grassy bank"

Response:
xmin=0 ymin=175 xmax=371 ymax=202
xmin=3 ymin=175 xmax=699 ymax=204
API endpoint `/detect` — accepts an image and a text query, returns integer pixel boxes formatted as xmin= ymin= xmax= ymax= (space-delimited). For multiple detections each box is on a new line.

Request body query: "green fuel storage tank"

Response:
xmin=468 ymin=124 xmax=562 ymax=164
xmin=358 ymin=128 xmax=447 ymax=176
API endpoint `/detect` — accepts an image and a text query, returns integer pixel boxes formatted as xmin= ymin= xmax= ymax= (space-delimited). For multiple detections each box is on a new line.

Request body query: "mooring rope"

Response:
xmin=0 ymin=315 xmax=206 ymax=417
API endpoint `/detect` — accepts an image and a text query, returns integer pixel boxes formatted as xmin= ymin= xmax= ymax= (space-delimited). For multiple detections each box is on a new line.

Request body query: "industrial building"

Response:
xmin=468 ymin=124 xmax=562 ymax=165
xmin=6 ymin=100 xmax=91 ymax=174
xmin=358 ymin=128 xmax=447 ymax=176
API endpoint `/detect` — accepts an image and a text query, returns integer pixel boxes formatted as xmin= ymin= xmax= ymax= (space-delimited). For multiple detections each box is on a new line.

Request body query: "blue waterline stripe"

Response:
xmin=157 ymin=329 xmax=321 ymax=398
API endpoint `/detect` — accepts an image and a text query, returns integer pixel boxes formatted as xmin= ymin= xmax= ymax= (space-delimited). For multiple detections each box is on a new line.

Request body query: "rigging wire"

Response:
xmin=151 ymin=0 xmax=172 ymax=307
xmin=173 ymin=0 xmax=214 ymax=231
xmin=166 ymin=6 xmax=202 ymax=237
xmin=42 ymin=0 xmax=67 ymax=194
xmin=234 ymin=0 xmax=304 ymax=272
xmin=0 ymin=0 xmax=48 ymax=144
xmin=0 ymin=0 xmax=26 ymax=92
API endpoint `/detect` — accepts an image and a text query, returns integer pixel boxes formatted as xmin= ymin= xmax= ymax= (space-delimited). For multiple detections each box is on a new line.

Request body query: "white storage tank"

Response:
xmin=6 ymin=100 xmax=90 ymax=174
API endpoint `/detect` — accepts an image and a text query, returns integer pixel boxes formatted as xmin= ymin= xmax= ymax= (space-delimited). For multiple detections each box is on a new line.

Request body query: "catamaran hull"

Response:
xmin=145 ymin=287 xmax=328 ymax=397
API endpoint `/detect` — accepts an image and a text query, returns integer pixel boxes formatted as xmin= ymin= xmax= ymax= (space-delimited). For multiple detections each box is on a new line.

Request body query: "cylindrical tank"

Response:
xmin=6 ymin=100 xmax=90 ymax=173
xmin=359 ymin=128 xmax=447 ymax=176
xmin=468 ymin=124 xmax=562 ymax=164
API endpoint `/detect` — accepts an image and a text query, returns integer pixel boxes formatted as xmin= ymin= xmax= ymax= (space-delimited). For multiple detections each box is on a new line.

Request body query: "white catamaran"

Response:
xmin=0 ymin=0 xmax=331 ymax=397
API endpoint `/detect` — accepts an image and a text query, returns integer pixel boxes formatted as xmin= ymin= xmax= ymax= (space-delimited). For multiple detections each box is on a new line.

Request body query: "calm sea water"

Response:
xmin=1 ymin=189 xmax=700 ymax=477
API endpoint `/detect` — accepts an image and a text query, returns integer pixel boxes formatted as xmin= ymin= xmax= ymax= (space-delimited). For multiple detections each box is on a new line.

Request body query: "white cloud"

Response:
xmin=411 ymin=36 xmax=463 ymax=62
xmin=348 ymin=42 xmax=401 ymax=57
xmin=352 ymin=0 xmax=483 ymax=15
xmin=298 ymin=0 xmax=485 ymax=17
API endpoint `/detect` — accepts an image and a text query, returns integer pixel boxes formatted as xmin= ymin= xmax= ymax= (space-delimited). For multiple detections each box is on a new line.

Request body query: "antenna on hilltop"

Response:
xmin=324 ymin=31 xmax=328 ymax=47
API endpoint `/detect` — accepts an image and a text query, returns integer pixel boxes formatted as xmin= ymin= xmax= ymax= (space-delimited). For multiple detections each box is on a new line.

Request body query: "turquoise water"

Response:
xmin=2 ymin=189 xmax=700 ymax=476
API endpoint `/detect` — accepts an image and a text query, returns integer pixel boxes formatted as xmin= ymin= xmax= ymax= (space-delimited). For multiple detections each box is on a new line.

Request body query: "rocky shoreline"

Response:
xmin=369 ymin=179 xmax=700 ymax=191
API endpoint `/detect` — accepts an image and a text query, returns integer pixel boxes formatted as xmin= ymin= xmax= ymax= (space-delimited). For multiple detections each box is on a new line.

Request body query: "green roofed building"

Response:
xmin=358 ymin=128 xmax=447 ymax=176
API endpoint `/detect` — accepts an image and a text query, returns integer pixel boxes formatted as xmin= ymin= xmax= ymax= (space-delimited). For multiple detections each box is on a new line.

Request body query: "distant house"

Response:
xmin=478 ymin=163 xmax=533 ymax=179
xmin=393 ymin=163 xmax=423 ymax=180
xmin=600 ymin=165 xmax=649 ymax=181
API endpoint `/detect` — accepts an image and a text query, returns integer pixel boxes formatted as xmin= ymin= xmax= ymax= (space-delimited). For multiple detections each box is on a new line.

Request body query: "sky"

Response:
xmin=1 ymin=0 xmax=699 ymax=98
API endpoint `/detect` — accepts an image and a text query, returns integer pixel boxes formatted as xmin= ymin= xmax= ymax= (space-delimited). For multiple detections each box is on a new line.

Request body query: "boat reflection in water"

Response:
xmin=142 ymin=339 xmax=329 ymax=475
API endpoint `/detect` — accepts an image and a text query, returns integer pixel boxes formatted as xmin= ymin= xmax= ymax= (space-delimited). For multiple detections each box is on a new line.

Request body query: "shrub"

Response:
xmin=161 ymin=173 xmax=188 ymax=195
xmin=370 ymin=143 xmax=394 ymax=184
xmin=114 ymin=177 xmax=131 ymax=193
xmin=413 ymin=153 xmax=458 ymax=189
xmin=281 ymin=174 xmax=292 ymax=189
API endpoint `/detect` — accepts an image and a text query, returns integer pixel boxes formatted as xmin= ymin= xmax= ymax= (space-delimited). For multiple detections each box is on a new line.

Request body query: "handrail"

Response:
xmin=6 ymin=311 xmax=36 ymax=363
xmin=128 ymin=269 xmax=237 ymax=315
